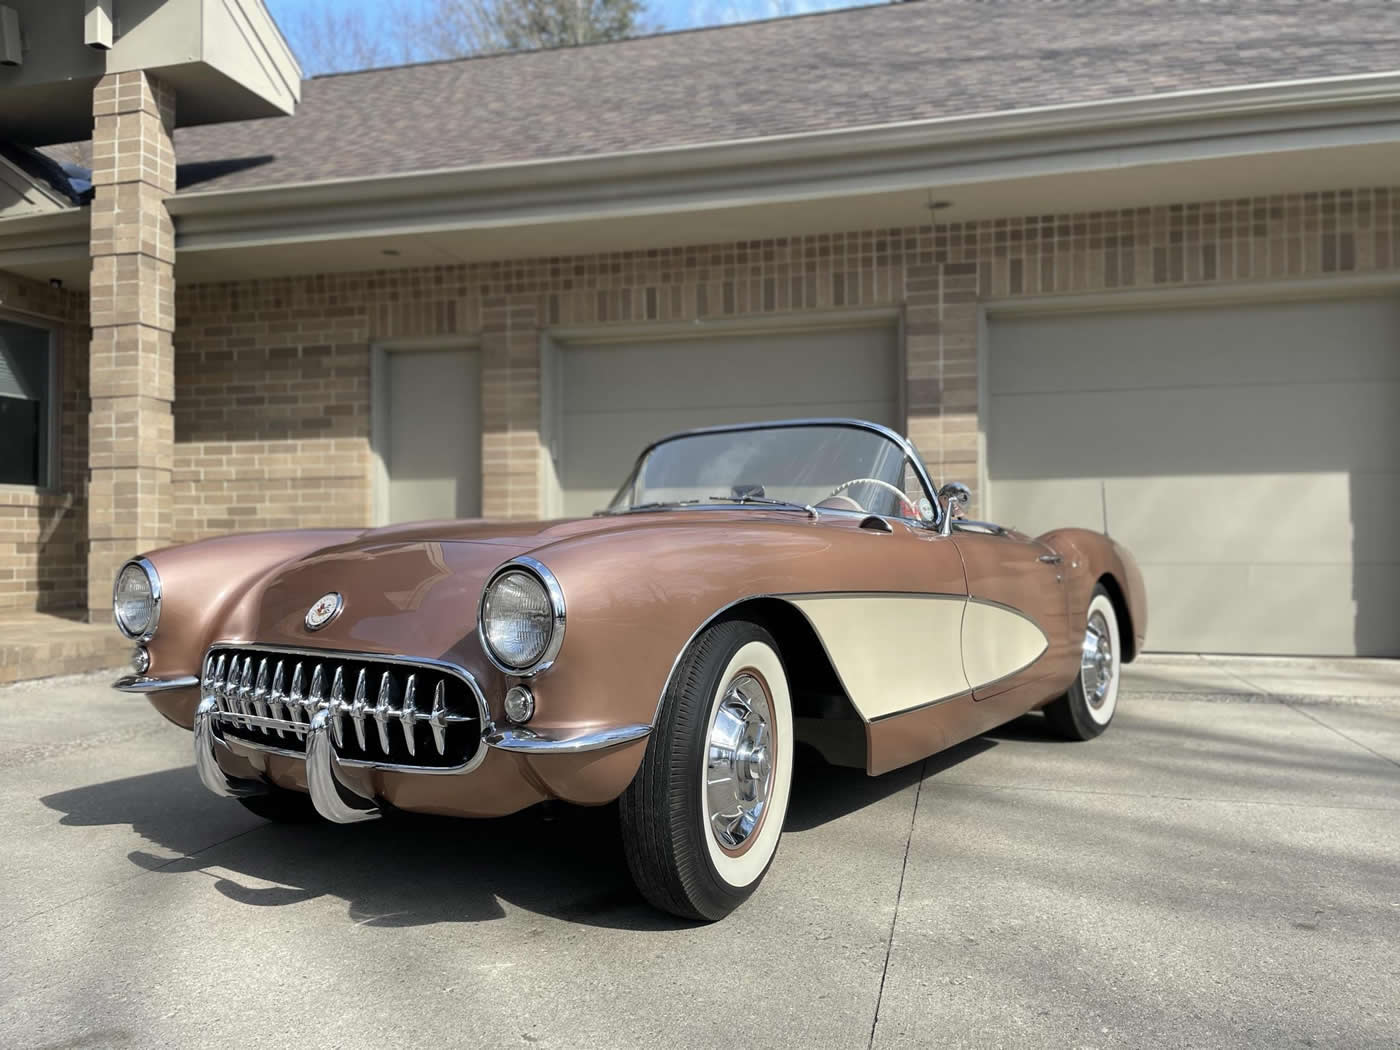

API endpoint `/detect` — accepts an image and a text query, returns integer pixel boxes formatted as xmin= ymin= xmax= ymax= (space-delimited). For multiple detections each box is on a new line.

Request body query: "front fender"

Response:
xmin=134 ymin=529 xmax=365 ymax=726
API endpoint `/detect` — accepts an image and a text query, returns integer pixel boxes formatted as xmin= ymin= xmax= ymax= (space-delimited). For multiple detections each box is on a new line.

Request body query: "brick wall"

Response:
xmin=172 ymin=286 xmax=374 ymax=537
xmin=166 ymin=185 xmax=1397 ymax=541
xmin=0 ymin=272 xmax=89 ymax=612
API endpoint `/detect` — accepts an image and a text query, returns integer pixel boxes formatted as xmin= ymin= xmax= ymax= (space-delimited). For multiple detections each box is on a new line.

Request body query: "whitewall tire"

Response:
xmin=1045 ymin=587 xmax=1122 ymax=740
xmin=620 ymin=620 xmax=794 ymax=921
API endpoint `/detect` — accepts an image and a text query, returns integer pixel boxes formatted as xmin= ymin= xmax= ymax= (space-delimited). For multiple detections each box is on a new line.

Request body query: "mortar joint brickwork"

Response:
xmin=86 ymin=71 xmax=177 ymax=621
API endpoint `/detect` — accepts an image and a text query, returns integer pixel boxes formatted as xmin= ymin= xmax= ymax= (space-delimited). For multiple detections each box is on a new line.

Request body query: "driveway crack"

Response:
xmin=868 ymin=756 xmax=926 ymax=1050
xmin=1281 ymin=700 xmax=1400 ymax=771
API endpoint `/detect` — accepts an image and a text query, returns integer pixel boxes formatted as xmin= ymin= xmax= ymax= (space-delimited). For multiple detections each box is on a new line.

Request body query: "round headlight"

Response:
xmin=479 ymin=563 xmax=564 ymax=674
xmin=113 ymin=560 xmax=160 ymax=640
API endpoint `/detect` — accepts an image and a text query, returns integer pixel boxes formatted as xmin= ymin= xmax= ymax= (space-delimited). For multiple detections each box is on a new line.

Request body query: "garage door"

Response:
xmin=383 ymin=348 xmax=481 ymax=523
xmin=554 ymin=326 xmax=899 ymax=516
xmin=987 ymin=297 xmax=1400 ymax=657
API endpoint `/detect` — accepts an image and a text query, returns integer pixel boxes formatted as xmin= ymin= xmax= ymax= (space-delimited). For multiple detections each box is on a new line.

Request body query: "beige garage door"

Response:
xmin=987 ymin=297 xmax=1400 ymax=656
xmin=383 ymin=348 xmax=481 ymax=523
xmin=554 ymin=326 xmax=900 ymax=516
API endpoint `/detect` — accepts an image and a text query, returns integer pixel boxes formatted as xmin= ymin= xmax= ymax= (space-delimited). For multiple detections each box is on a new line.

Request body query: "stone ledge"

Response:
xmin=0 ymin=612 xmax=129 ymax=686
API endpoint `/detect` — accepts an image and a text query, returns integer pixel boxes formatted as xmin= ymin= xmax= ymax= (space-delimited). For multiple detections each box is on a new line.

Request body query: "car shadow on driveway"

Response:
xmin=38 ymin=738 xmax=999 ymax=931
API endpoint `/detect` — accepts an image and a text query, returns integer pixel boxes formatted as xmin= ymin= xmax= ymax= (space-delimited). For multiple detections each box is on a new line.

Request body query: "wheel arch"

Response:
xmin=713 ymin=597 xmax=861 ymax=720
xmin=669 ymin=596 xmax=869 ymax=770
xmin=1096 ymin=573 xmax=1137 ymax=663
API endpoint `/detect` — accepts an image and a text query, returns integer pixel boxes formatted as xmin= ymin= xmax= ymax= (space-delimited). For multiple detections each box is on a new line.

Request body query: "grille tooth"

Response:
xmin=429 ymin=680 xmax=448 ymax=756
xmin=238 ymin=657 xmax=255 ymax=727
xmin=253 ymin=659 xmax=270 ymax=721
xmin=309 ymin=663 xmax=325 ymax=711
xmin=219 ymin=654 xmax=237 ymax=716
xmin=211 ymin=654 xmax=227 ymax=710
xmin=350 ymin=668 xmax=369 ymax=751
xmin=374 ymin=672 xmax=394 ymax=754
xmin=234 ymin=655 xmax=249 ymax=723
xmin=329 ymin=666 xmax=346 ymax=748
xmin=268 ymin=661 xmax=287 ymax=738
xmin=289 ymin=663 xmax=306 ymax=738
xmin=400 ymin=674 xmax=418 ymax=757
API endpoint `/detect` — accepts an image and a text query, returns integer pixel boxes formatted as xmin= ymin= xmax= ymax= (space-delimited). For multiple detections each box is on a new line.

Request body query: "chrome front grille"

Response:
xmin=202 ymin=645 xmax=486 ymax=771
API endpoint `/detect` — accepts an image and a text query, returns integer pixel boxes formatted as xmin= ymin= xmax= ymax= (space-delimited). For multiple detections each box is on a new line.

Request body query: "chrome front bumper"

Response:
xmin=115 ymin=674 xmax=200 ymax=693
xmin=133 ymin=656 xmax=652 ymax=823
xmin=192 ymin=693 xmax=652 ymax=823
xmin=194 ymin=695 xmax=380 ymax=822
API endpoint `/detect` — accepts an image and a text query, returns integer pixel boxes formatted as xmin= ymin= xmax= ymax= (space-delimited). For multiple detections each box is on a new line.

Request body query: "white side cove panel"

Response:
xmin=789 ymin=594 xmax=1050 ymax=721
xmin=961 ymin=601 xmax=1049 ymax=692
xmin=789 ymin=596 xmax=969 ymax=721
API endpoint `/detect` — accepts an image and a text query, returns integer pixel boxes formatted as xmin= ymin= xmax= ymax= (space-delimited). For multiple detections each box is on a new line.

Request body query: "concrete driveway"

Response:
xmin=2 ymin=658 xmax=1398 ymax=1049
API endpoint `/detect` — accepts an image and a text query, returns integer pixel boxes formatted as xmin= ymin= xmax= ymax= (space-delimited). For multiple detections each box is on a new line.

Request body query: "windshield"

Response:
xmin=606 ymin=423 xmax=934 ymax=520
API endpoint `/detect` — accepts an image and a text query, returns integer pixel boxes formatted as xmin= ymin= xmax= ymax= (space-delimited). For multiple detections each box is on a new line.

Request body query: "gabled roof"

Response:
xmin=167 ymin=0 xmax=1400 ymax=193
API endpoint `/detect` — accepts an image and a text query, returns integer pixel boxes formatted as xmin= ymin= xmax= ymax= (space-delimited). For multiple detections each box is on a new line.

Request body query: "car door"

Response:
xmin=950 ymin=521 xmax=1075 ymax=702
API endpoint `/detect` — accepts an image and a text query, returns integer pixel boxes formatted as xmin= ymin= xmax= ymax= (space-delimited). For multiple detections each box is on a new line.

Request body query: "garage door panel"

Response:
xmin=991 ymin=299 xmax=1400 ymax=396
xmin=1346 ymin=472 xmax=1400 ymax=565
xmin=386 ymin=349 xmax=480 ymax=523
xmin=988 ymin=296 xmax=1399 ymax=656
xmin=990 ymin=380 xmax=1400 ymax=479
xmin=1352 ymin=563 xmax=1400 ymax=657
xmin=993 ymin=472 xmax=1371 ymax=565
xmin=991 ymin=478 xmax=1107 ymax=535
xmin=558 ymin=326 xmax=899 ymax=519
xmin=563 ymin=331 xmax=897 ymax=410
xmin=1138 ymin=562 xmax=1379 ymax=655
xmin=1109 ymin=474 xmax=1356 ymax=565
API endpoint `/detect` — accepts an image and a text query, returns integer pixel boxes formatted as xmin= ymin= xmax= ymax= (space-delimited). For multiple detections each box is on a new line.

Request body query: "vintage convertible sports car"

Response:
xmin=114 ymin=418 xmax=1146 ymax=920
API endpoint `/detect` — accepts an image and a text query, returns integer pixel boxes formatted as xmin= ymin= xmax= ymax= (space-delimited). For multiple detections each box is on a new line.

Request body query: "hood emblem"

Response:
xmin=305 ymin=592 xmax=343 ymax=632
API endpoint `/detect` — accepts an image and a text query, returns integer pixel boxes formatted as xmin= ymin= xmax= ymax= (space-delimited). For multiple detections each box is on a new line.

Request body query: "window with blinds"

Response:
xmin=0 ymin=320 xmax=53 ymax=487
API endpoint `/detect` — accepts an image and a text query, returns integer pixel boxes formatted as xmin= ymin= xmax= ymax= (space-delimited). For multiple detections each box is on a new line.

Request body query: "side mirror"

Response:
xmin=937 ymin=482 xmax=971 ymax=536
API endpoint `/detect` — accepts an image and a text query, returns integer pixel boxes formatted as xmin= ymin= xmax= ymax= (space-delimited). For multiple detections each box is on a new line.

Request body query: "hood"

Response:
xmin=227 ymin=509 xmax=805 ymax=665
xmin=343 ymin=515 xmax=648 ymax=549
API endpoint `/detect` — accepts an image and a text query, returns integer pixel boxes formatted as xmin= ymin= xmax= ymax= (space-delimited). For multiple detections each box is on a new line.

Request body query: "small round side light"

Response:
xmin=504 ymin=685 xmax=535 ymax=725
xmin=131 ymin=646 xmax=151 ymax=674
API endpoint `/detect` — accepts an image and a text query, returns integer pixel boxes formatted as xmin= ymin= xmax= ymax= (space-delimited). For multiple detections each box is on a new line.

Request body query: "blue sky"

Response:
xmin=268 ymin=0 xmax=874 ymax=73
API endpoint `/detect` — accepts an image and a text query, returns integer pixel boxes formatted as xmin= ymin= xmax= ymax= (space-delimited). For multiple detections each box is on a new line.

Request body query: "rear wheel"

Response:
xmin=237 ymin=788 xmax=321 ymax=823
xmin=1045 ymin=587 xmax=1121 ymax=740
xmin=619 ymin=620 xmax=794 ymax=921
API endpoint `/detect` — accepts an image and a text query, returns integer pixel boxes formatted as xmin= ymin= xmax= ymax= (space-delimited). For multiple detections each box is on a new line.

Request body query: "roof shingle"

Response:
xmin=171 ymin=0 xmax=1400 ymax=192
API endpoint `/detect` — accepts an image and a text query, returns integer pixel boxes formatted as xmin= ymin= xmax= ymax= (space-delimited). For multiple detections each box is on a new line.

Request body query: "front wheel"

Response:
xmin=619 ymin=620 xmax=794 ymax=921
xmin=1044 ymin=586 xmax=1122 ymax=740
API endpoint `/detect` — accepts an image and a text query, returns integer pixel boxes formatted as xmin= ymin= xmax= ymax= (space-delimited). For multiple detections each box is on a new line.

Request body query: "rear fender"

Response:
xmin=1037 ymin=528 xmax=1147 ymax=660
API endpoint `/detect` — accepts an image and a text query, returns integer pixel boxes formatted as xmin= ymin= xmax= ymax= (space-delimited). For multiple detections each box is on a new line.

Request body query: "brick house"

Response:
xmin=0 ymin=0 xmax=1397 ymax=678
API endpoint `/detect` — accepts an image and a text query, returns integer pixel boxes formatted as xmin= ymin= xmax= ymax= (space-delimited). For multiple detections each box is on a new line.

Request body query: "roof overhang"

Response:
xmin=0 ymin=0 xmax=300 ymax=146
xmin=0 ymin=208 xmax=87 ymax=284
xmin=0 ymin=152 xmax=73 ymax=218
xmin=4 ymin=72 xmax=1400 ymax=289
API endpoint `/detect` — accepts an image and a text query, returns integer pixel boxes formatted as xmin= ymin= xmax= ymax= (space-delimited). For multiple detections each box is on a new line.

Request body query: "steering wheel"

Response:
xmin=826 ymin=478 xmax=916 ymax=518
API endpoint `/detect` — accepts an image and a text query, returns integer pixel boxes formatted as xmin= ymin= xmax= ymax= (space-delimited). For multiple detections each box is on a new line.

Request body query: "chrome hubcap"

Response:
xmin=706 ymin=672 xmax=774 ymax=851
xmin=1080 ymin=610 xmax=1114 ymax=707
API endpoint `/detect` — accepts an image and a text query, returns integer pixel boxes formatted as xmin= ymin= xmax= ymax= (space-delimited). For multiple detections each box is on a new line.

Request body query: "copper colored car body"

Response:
xmin=113 ymin=418 xmax=1146 ymax=920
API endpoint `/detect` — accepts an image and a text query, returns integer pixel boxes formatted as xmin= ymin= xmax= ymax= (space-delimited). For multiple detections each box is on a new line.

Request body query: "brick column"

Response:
xmin=86 ymin=72 xmax=176 ymax=621
xmin=480 ymin=299 xmax=542 ymax=519
xmin=904 ymin=261 xmax=981 ymax=513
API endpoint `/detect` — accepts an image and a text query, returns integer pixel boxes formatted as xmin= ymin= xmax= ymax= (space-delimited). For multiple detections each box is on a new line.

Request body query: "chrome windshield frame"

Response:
xmin=606 ymin=418 xmax=946 ymax=528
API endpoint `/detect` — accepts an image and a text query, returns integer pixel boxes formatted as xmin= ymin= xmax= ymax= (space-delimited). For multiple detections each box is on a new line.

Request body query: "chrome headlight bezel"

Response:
xmin=112 ymin=557 xmax=162 ymax=642
xmin=476 ymin=557 xmax=566 ymax=677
